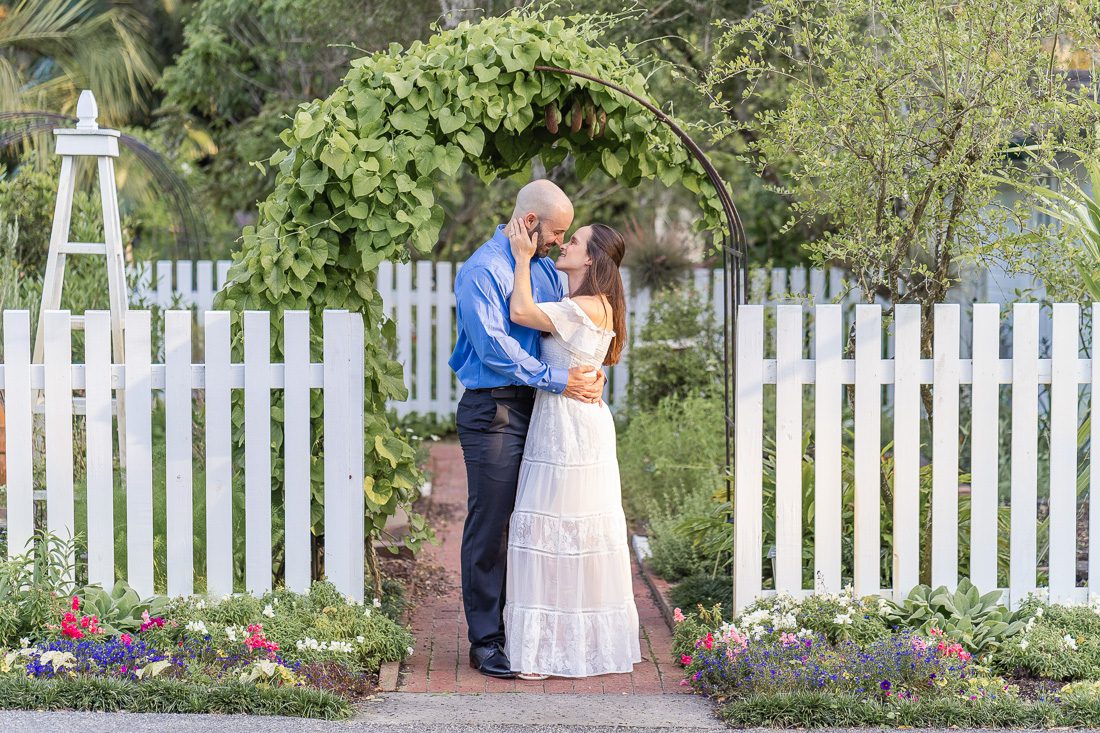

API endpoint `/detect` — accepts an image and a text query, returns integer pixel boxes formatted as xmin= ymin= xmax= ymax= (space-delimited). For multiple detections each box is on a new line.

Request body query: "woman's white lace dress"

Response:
xmin=503 ymin=298 xmax=641 ymax=677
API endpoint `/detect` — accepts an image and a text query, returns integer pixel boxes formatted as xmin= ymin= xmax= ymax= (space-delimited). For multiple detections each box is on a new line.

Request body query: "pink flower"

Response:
xmin=120 ymin=665 xmax=128 ymax=674
xmin=780 ymin=632 xmax=799 ymax=647
xmin=703 ymin=633 xmax=714 ymax=651
xmin=71 ymin=596 xmax=80 ymax=612
xmin=680 ymin=654 xmax=692 ymax=666
xmin=673 ymin=608 xmax=686 ymax=623
xmin=120 ymin=634 xmax=132 ymax=646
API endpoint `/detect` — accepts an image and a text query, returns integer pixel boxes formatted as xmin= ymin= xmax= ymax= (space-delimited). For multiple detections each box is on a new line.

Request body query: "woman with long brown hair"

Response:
xmin=500 ymin=217 xmax=640 ymax=680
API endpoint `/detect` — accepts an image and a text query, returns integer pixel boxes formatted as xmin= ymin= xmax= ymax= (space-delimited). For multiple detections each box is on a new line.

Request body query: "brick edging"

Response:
xmin=631 ymin=534 xmax=676 ymax=633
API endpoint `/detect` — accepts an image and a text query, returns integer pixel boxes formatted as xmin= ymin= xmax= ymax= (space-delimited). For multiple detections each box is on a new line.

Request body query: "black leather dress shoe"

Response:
xmin=469 ymin=645 xmax=517 ymax=679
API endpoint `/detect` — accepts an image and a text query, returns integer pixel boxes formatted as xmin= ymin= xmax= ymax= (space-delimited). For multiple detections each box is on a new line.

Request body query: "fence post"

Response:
xmin=324 ymin=310 xmax=351 ymax=597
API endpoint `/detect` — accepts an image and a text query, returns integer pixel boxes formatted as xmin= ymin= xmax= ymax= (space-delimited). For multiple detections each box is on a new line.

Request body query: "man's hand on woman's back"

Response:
xmin=563 ymin=366 xmax=605 ymax=404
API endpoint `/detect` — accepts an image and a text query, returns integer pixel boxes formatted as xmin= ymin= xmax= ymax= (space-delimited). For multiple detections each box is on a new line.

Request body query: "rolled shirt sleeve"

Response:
xmin=455 ymin=266 xmax=569 ymax=394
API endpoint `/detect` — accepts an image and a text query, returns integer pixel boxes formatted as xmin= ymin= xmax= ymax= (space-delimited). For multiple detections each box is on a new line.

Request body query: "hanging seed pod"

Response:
xmin=545 ymin=103 xmax=560 ymax=134
xmin=586 ymin=102 xmax=597 ymax=139
xmin=597 ymin=109 xmax=607 ymax=137
xmin=570 ymin=103 xmax=583 ymax=133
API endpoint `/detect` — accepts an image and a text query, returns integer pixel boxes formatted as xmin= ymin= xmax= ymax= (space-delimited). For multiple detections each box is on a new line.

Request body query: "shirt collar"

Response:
xmin=492 ymin=223 xmax=516 ymax=266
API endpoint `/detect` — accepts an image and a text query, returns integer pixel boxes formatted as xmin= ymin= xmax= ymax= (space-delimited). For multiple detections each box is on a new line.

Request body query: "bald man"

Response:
xmin=449 ymin=179 xmax=605 ymax=678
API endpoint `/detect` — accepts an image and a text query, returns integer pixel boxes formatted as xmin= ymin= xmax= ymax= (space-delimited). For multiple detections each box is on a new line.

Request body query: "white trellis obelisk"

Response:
xmin=34 ymin=90 xmax=129 ymax=463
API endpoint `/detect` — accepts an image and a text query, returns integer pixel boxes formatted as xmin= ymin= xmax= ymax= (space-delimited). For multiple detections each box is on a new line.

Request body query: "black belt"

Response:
xmin=467 ymin=386 xmax=535 ymax=398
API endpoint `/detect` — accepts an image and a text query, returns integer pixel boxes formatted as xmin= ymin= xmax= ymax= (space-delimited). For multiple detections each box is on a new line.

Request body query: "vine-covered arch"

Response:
xmin=214 ymin=11 xmax=732 ymax=579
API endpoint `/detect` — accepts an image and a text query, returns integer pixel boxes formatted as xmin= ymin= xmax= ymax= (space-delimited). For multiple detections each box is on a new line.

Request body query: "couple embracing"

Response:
xmin=448 ymin=179 xmax=640 ymax=680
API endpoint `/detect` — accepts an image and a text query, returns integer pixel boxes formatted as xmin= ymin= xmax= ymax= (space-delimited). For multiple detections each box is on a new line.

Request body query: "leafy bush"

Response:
xmin=0 ymin=533 xmax=76 ymax=647
xmin=646 ymin=484 xmax=722 ymax=581
xmin=993 ymin=601 xmax=1100 ymax=681
xmin=77 ymin=582 xmax=171 ymax=636
xmin=668 ymin=574 xmax=733 ymax=620
xmin=735 ymin=590 xmax=891 ymax=646
xmin=882 ymin=579 xmax=1027 ymax=658
xmin=720 ymin=691 xmax=1100 ymax=729
xmin=148 ymin=581 xmax=413 ymax=673
xmin=627 ymin=287 xmax=721 ymax=413
xmin=618 ymin=393 xmax=725 ymax=517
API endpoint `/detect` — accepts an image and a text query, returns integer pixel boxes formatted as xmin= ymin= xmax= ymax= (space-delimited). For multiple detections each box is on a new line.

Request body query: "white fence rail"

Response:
xmin=733 ymin=302 xmax=1095 ymax=614
xmin=1 ymin=308 xmax=366 ymax=601
xmin=130 ymin=260 xmax=861 ymax=415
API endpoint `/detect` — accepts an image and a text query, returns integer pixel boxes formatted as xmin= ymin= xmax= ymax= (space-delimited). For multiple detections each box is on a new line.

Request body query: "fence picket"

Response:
xmin=1092 ymin=303 xmax=1100 ymax=596
xmin=734 ymin=305 xmax=764 ymax=614
xmin=84 ymin=312 xmax=115 ymax=588
xmin=244 ymin=311 xmax=272 ymax=594
xmin=892 ymin=305 xmax=921 ymax=599
xmin=283 ymin=311 xmax=312 ymax=593
xmin=1048 ymin=304 xmax=1079 ymax=602
xmin=814 ymin=305 xmax=843 ymax=593
xmin=395 ymin=263 xmax=412 ymax=416
xmin=1010 ymin=303 xmax=1040 ymax=607
xmin=204 ymin=312 xmax=233 ymax=596
xmin=196 ymin=260 xmax=215 ymax=313
xmin=435 ymin=261 xmax=453 ymax=416
xmin=931 ymin=305 xmax=961 ymax=588
xmin=970 ymin=304 xmax=1000 ymax=593
xmin=156 ymin=260 xmax=172 ymax=307
xmin=177 ymin=261 xmax=193 ymax=307
xmin=854 ymin=305 xmax=882 ymax=596
xmin=165 ymin=311 xmax=194 ymax=596
xmin=125 ymin=309 xmax=154 ymax=597
xmin=3 ymin=312 xmax=32 ymax=558
xmin=774 ymin=305 xmax=803 ymax=593
xmin=43 ymin=312 xmax=75 ymax=578
xmin=415 ymin=260 xmax=433 ymax=415
xmin=323 ymin=311 xmax=351 ymax=594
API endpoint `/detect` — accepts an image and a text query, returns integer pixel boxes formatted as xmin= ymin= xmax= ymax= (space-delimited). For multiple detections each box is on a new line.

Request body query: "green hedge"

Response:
xmin=0 ymin=676 xmax=353 ymax=720
xmin=722 ymin=691 xmax=1100 ymax=729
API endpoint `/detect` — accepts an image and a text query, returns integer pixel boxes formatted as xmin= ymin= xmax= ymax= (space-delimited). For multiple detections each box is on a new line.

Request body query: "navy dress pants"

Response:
xmin=455 ymin=386 xmax=536 ymax=649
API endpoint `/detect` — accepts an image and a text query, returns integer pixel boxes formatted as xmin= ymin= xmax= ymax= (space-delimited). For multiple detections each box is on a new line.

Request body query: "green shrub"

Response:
xmin=0 ymin=533 xmax=76 ymax=646
xmin=668 ymin=574 xmax=733 ymax=620
xmin=151 ymin=581 xmax=413 ymax=673
xmin=0 ymin=676 xmax=353 ymax=719
xmin=627 ymin=287 xmax=721 ymax=413
xmin=882 ymin=579 xmax=1028 ymax=658
xmin=735 ymin=589 xmax=891 ymax=645
xmin=646 ymin=484 xmax=721 ymax=581
xmin=994 ymin=602 xmax=1100 ymax=681
xmin=618 ymin=392 xmax=725 ymax=517
xmin=721 ymin=691 xmax=1089 ymax=729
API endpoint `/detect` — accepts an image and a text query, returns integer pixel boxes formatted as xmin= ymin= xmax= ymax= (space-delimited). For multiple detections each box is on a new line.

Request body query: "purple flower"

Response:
xmin=881 ymin=679 xmax=891 ymax=691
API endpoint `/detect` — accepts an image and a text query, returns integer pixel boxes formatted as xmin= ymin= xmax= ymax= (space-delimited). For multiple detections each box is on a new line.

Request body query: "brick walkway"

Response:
xmin=399 ymin=441 xmax=685 ymax=695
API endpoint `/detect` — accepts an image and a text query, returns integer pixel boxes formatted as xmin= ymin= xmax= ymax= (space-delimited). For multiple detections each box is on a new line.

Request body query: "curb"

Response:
xmin=631 ymin=534 xmax=676 ymax=632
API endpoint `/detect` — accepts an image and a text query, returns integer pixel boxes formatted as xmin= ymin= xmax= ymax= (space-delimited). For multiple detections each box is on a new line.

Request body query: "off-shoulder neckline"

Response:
xmin=561 ymin=297 xmax=615 ymax=336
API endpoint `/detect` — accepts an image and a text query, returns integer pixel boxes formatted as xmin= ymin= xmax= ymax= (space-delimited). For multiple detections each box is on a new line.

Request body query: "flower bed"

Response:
xmin=0 ymin=580 xmax=413 ymax=719
xmin=674 ymin=587 xmax=1100 ymax=728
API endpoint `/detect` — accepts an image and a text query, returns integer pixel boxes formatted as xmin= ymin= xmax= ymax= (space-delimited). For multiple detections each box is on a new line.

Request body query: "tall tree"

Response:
xmin=704 ymin=0 xmax=1100 ymax=361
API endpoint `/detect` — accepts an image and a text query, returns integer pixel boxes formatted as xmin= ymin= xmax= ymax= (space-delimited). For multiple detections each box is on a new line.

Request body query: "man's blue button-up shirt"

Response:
xmin=448 ymin=224 xmax=568 ymax=393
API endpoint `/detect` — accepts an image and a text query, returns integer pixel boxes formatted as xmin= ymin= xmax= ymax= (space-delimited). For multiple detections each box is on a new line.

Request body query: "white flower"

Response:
xmin=185 ymin=621 xmax=208 ymax=635
xmin=19 ymin=638 xmax=30 ymax=649
xmin=356 ymin=636 xmax=365 ymax=644
xmin=406 ymin=646 xmax=414 ymax=655
xmin=364 ymin=608 xmax=372 ymax=618
xmin=372 ymin=598 xmax=382 ymax=609
xmin=225 ymin=626 xmax=238 ymax=642
xmin=834 ymin=613 xmax=853 ymax=625
xmin=1064 ymin=634 xmax=1078 ymax=651
xmin=195 ymin=599 xmax=206 ymax=610
xmin=262 ymin=604 xmax=275 ymax=618
xmin=1019 ymin=639 xmax=1030 ymax=651
xmin=429 ymin=434 xmax=440 ymax=442
xmin=1036 ymin=607 xmax=1044 ymax=618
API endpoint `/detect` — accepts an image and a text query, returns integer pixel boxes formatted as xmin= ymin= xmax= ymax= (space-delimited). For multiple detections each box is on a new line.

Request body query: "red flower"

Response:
xmin=681 ymin=654 xmax=692 ymax=666
xmin=71 ymin=596 xmax=79 ymax=612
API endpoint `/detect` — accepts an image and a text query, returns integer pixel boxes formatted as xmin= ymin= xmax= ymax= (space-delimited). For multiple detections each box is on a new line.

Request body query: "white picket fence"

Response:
xmin=1 ymin=308 xmax=367 ymax=601
xmin=733 ymin=302 xmax=1095 ymax=614
xmin=130 ymin=260 xmax=858 ymax=415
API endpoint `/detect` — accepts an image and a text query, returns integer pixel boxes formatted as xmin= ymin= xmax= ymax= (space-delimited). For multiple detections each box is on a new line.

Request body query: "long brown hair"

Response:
xmin=572 ymin=223 xmax=627 ymax=365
